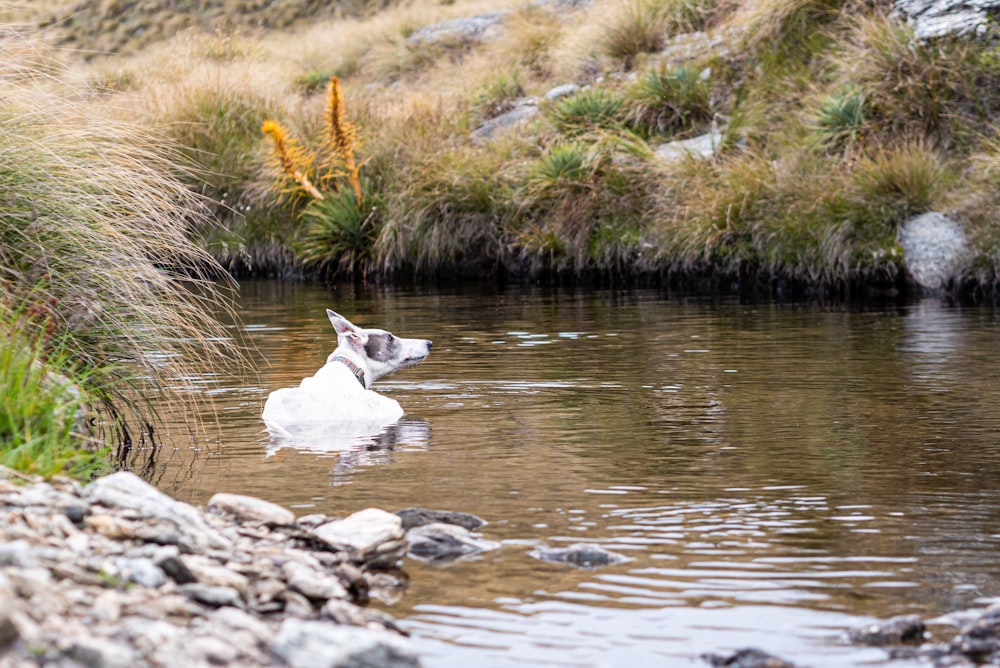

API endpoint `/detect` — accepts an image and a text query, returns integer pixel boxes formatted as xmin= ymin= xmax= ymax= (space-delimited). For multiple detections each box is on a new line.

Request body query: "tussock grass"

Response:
xmin=628 ymin=63 xmax=713 ymax=137
xmin=840 ymin=13 xmax=1000 ymax=147
xmin=0 ymin=45 xmax=243 ymax=468
xmin=547 ymin=87 xmax=628 ymax=135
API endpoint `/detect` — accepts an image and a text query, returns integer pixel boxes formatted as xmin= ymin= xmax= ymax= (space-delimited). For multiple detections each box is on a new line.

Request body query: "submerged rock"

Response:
xmin=530 ymin=542 xmax=631 ymax=569
xmin=395 ymin=507 xmax=486 ymax=531
xmin=406 ymin=522 xmax=500 ymax=563
xmin=703 ymin=647 xmax=799 ymax=667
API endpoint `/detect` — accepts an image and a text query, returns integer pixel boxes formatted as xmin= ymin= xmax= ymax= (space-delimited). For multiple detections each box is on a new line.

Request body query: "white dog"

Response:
xmin=261 ymin=310 xmax=432 ymax=439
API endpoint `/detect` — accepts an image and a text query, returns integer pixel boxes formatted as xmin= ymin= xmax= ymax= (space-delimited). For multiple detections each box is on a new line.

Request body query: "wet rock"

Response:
xmin=849 ymin=614 xmax=926 ymax=646
xmin=703 ymin=647 xmax=799 ymax=667
xmin=395 ymin=507 xmax=486 ymax=532
xmin=898 ymin=212 xmax=967 ymax=290
xmin=272 ymin=618 xmax=421 ymax=668
xmin=406 ymin=12 xmax=506 ymax=46
xmin=530 ymin=542 xmax=631 ymax=569
xmin=406 ymin=522 xmax=499 ymax=563
xmin=208 ymin=492 xmax=295 ymax=526
xmin=313 ymin=508 xmax=407 ymax=569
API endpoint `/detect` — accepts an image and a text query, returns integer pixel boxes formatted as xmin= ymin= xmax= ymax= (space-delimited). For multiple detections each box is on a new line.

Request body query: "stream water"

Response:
xmin=145 ymin=279 xmax=1000 ymax=667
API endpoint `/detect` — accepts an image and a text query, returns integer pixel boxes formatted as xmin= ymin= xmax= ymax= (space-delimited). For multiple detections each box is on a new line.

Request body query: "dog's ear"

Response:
xmin=327 ymin=310 xmax=363 ymax=339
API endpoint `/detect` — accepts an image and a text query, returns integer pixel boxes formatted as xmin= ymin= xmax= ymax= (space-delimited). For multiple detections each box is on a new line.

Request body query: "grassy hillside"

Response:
xmin=7 ymin=0 xmax=1000 ymax=296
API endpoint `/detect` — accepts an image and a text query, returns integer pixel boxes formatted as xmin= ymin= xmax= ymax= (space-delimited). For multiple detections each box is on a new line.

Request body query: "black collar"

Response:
xmin=331 ymin=355 xmax=366 ymax=389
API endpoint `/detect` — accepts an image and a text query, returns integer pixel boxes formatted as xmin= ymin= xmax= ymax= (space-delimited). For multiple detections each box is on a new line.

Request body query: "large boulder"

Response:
xmin=897 ymin=212 xmax=967 ymax=290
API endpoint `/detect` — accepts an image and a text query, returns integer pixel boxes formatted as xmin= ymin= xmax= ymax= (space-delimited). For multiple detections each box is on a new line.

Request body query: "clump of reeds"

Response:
xmin=0 ymin=44 xmax=244 ymax=473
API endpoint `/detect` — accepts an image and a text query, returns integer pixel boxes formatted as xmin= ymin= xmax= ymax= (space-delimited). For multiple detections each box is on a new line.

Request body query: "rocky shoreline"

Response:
xmin=0 ymin=467 xmax=425 ymax=667
xmin=7 ymin=464 xmax=1000 ymax=668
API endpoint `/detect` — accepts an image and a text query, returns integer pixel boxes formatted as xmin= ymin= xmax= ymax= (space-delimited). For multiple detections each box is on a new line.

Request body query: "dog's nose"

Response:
xmin=426 ymin=340 xmax=433 ymax=349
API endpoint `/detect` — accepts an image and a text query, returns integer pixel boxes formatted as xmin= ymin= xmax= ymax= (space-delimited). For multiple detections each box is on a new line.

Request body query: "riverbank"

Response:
xmin=5 ymin=0 xmax=1000 ymax=295
xmin=0 ymin=466 xmax=421 ymax=667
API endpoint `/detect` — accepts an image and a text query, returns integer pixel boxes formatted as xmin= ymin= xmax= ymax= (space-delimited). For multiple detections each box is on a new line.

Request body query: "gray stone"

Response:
xmin=312 ymin=509 xmax=407 ymax=569
xmin=471 ymin=100 xmax=539 ymax=141
xmin=84 ymin=472 xmax=230 ymax=552
xmin=394 ymin=507 xmax=486 ymax=531
xmin=530 ymin=542 xmax=631 ymax=569
xmin=210 ymin=607 xmax=275 ymax=646
xmin=191 ymin=635 xmax=239 ymax=664
xmin=207 ymin=492 xmax=296 ymax=526
xmin=406 ymin=12 xmax=506 ymax=46
xmin=893 ymin=0 xmax=1000 ymax=39
xmin=105 ymin=557 xmax=166 ymax=588
xmin=69 ymin=637 xmax=136 ymax=668
xmin=406 ymin=523 xmax=499 ymax=563
xmin=0 ymin=540 xmax=36 ymax=568
xmin=272 ymin=618 xmax=421 ymax=668
xmin=544 ymin=83 xmax=580 ymax=100
xmin=283 ymin=560 xmax=349 ymax=602
xmin=179 ymin=583 xmax=244 ymax=609
xmin=898 ymin=212 xmax=967 ymax=290
xmin=655 ymin=128 xmax=724 ymax=162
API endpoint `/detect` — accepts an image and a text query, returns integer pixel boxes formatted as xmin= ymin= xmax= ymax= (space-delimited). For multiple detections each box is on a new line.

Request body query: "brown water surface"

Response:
xmin=146 ymin=280 xmax=1000 ymax=667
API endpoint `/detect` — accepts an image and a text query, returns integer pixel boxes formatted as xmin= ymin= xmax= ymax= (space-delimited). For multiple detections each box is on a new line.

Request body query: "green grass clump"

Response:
xmin=809 ymin=87 xmax=867 ymax=152
xmin=0 ymin=314 xmax=104 ymax=478
xmin=547 ymin=87 xmax=627 ymax=135
xmin=515 ymin=137 xmax=655 ymax=273
xmin=295 ymin=188 xmax=380 ymax=277
xmin=628 ymin=64 xmax=713 ymax=137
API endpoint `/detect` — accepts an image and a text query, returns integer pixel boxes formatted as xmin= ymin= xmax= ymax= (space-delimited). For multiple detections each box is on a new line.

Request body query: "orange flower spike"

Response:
xmin=261 ymin=120 xmax=324 ymax=201
xmin=325 ymin=76 xmax=363 ymax=205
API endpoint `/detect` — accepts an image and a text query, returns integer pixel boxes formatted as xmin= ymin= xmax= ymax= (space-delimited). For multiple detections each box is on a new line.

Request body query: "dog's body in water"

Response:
xmin=262 ymin=309 xmax=432 ymax=438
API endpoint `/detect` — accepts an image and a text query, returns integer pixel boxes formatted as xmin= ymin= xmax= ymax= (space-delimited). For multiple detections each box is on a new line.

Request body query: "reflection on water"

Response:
xmin=147 ymin=281 xmax=1000 ymax=666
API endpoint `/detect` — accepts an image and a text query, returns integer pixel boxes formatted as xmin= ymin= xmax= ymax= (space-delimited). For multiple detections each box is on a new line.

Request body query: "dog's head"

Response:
xmin=326 ymin=309 xmax=432 ymax=384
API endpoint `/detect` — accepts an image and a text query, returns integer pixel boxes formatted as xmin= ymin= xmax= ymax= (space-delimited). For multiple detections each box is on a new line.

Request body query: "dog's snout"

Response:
xmin=427 ymin=340 xmax=433 ymax=349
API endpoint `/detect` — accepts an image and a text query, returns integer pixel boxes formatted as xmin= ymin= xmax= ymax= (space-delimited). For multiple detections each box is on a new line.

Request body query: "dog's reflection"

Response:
xmin=264 ymin=418 xmax=430 ymax=472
